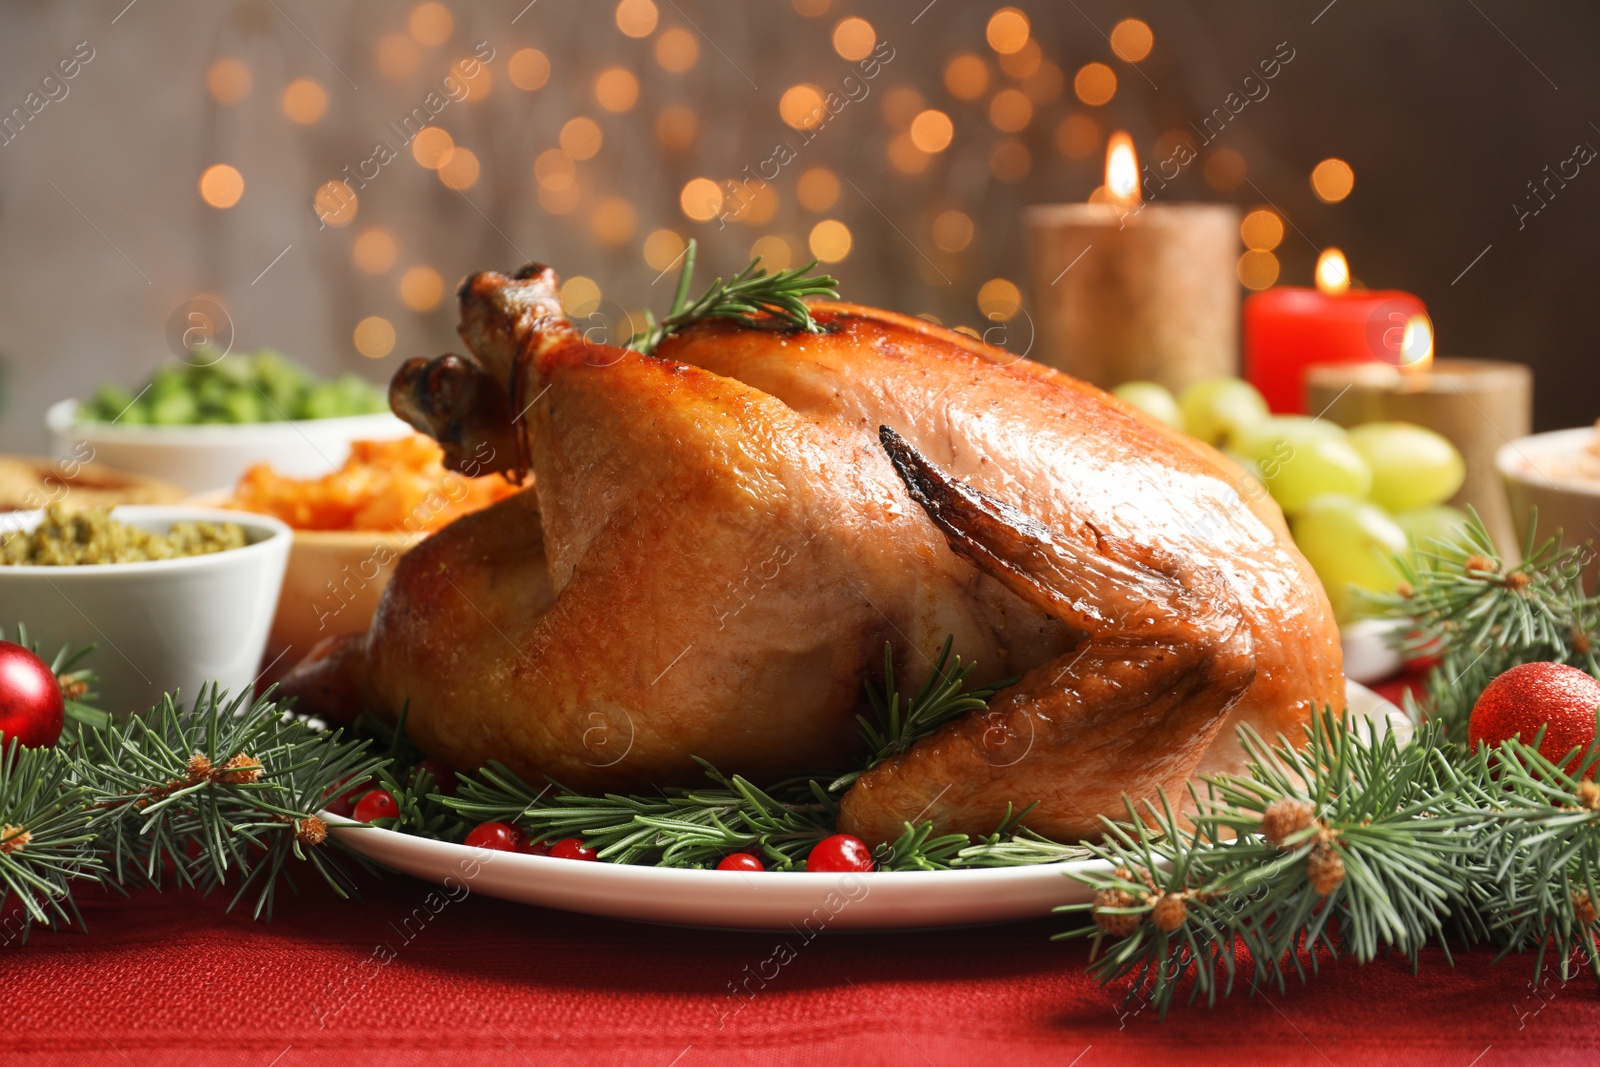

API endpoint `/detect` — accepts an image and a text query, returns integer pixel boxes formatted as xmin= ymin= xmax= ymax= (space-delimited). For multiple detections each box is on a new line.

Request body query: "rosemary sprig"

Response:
xmin=627 ymin=239 xmax=839 ymax=353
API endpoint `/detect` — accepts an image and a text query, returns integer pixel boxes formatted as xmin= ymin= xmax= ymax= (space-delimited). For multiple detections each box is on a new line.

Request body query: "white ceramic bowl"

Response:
xmin=46 ymin=399 xmax=412 ymax=494
xmin=1496 ymin=427 xmax=1600 ymax=590
xmin=0 ymin=506 xmax=292 ymax=716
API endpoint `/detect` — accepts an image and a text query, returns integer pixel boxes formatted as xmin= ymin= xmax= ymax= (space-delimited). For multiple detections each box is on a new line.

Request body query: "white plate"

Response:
xmin=329 ymin=680 xmax=1406 ymax=931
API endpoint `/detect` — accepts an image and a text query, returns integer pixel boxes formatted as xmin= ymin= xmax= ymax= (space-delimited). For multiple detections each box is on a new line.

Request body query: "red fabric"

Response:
xmin=5 ymin=870 xmax=1596 ymax=1066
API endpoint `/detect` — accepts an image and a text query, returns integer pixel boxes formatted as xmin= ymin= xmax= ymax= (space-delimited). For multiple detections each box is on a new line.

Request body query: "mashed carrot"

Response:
xmin=230 ymin=435 xmax=522 ymax=533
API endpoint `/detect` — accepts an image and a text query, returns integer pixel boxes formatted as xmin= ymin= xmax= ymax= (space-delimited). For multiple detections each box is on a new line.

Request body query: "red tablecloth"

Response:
xmin=11 ymin=673 xmax=1594 ymax=1065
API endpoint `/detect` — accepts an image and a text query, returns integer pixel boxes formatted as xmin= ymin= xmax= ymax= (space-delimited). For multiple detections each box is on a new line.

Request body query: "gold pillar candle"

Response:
xmin=1025 ymin=135 xmax=1240 ymax=393
xmin=1306 ymin=358 xmax=1533 ymax=556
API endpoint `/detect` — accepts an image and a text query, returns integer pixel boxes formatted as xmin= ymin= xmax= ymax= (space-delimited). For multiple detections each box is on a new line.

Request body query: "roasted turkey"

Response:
xmin=280 ymin=263 xmax=1343 ymax=845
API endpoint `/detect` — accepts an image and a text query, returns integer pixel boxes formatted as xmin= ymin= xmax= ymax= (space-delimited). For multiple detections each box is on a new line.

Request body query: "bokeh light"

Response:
xmin=750 ymin=234 xmax=793 ymax=270
xmin=376 ymin=34 xmax=422 ymax=80
xmin=452 ymin=56 xmax=492 ymax=102
xmin=206 ymin=58 xmax=251 ymax=105
xmin=615 ymin=0 xmax=659 ymax=37
xmin=655 ymin=106 xmax=698 ymax=151
xmin=1110 ymin=18 xmax=1154 ymax=62
xmin=560 ymin=276 xmax=602 ymax=317
xmin=887 ymin=133 xmax=930 ymax=175
xmin=399 ymin=266 xmax=446 ymax=311
xmin=882 ymin=86 xmax=925 ymax=129
xmin=680 ymin=177 xmax=724 ymax=221
xmin=988 ymin=89 xmax=1032 ymax=132
xmin=986 ymin=8 xmax=1030 ymax=54
xmin=1237 ymin=250 xmax=1281 ymax=290
xmin=411 ymin=126 xmax=454 ymax=169
xmin=539 ymin=183 xmax=581 ymax=215
xmin=561 ymin=116 xmax=604 ymax=159
xmin=437 ymin=146 xmax=480 ymax=189
xmin=199 ymin=164 xmax=244 ymax=208
xmin=910 ymin=109 xmax=954 ymax=152
xmin=989 ymin=140 xmax=1031 ymax=183
xmin=931 ymin=209 xmax=974 ymax=252
xmin=643 ymin=228 xmax=686 ymax=271
xmin=791 ymin=0 xmax=831 ymax=14
xmin=998 ymin=39 xmax=1042 ymax=78
xmin=977 ymin=278 xmax=1022 ymax=321
xmin=281 ymin=78 xmax=327 ymax=124
xmin=509 ymin=48 xmax=551 ymax=90
xmin=1074 ymin=62 xmax=1117 ymax=106
xmin=809 ymin=219 xmax=852 ymax=263
xmin=797 ymin=167 xmax=841 ymax=211
xmin=353 ymin=228 xmax=399 ymax=273
xmin=354 ymin=316 xmax=396 ymax=358
xmin=1204 ymin=147 xmax=1247 ymax=191
xmin=943 ymin=54 xmax=989 ymax=100
xmin=590 ymin=197 xmax=638 ymax=245
xmin=1312 ymin=157 xmax=1355 ymax=203
xmin=1240 ymin=209 xmax=1285 ymax=251
xmin=409 ymin=3 xmax=453 ymax=46
xmin=733 ymin=182 xmax=780 ymax=226
xmin=780 ymin=84 xmax=826 ymax=130
xmin=1056 ymin=114 xmax=1101 ymax=159
xmin=314 ymin=180 xmax=358 ymax=227
xmin=595 ymin=67 xmax=640 ymax=112
xmin=656 ymin=28 xmax=699 ymax=71
xmin=832 ymin=17 xmax=875 ymax=61
xmin=535 ymin=149 xmax=576 ymax=190
xmin=1021 ymin=62 xmax=1065 ymax=104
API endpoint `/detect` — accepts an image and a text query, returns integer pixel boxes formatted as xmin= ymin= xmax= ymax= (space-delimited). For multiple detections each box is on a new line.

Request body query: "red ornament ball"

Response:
xmin=0 ymin=641 xmax=66 ymax=749
xmin=1469 ymin=662 xmax=1600 ymax=775
xmin=464 ymin=821 xmax=526 ymax=852
xmin=805 ymin=834 xmax=875 ymax=873
xmin=548 ymin=837 xmax=598 ymax=861
xmin=717 ymin=852 xmax=765 ymax=872
xmin=351 ymin=789 xmax=400 ymax=823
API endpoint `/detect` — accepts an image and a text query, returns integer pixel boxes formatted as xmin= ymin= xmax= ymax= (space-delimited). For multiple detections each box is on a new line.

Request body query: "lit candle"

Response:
xmin=1243 ymin=248 xmax=1430 ymax=414
xmin=1025 ymin=133 xmax=1240 ymax=393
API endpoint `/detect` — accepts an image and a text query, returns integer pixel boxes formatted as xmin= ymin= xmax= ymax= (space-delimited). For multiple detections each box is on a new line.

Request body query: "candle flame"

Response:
xmin=1315 ymin=248 xmax=1350 ymax=295
xmin=1399 ymin=313 xmax=1434 ymax=372
xmin=1104 ymin=131 xmax=1140 ymax=207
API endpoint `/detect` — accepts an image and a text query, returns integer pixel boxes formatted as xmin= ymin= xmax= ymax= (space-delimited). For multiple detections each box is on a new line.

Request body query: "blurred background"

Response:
xmin=0 ymin=0 xmax=1595 ymax=452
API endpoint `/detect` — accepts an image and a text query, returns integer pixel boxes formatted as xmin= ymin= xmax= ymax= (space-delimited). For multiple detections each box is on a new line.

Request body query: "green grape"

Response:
xmin=1112 ymin=381 xmax=1182 ymax=427
xmin=1249 ymin=428 xmax=1372 ymax=515
xmin=1177 ymin=377 xmax=1269 ymax=447
xmin=1291 ymin=495 xmax=1408 ymax=623
xmin=1232 ymin=415 xmax=1347 ymax=459
xmin=1394 ymin=504 xmax=1473 ymax=555
xmin=1347 ymin=422 xmax=1465 ymax=511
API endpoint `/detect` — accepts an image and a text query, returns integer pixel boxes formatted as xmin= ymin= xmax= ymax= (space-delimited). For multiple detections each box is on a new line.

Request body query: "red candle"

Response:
xmin=1244 ymin=249 xmax=1429 ymax=414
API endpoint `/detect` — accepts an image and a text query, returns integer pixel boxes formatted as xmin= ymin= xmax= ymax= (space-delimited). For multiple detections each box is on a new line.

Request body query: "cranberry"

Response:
xmin=351 ymin=789 xmax=400 ymax=823
xmin=322 ymin=775 xmax=366 ymax=818
xmin=463 ymin=821 xmax=526 ymax=852
xmin=518 ymin=837 xmax=550 ymax=856
xmin=805 ymin=834 xmax=874 ymax=873
xmin=416 ymin=759 xmax=458 ymax=796
xmin=548 ymin=837 xmax=598 ymax=861
xmin=717 ymin=852 xmax=765 ymax=872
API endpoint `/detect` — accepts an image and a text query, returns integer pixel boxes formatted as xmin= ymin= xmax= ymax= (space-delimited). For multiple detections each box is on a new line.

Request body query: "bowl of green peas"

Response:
xmin=48 ymin=351 xmax=412 ymax=493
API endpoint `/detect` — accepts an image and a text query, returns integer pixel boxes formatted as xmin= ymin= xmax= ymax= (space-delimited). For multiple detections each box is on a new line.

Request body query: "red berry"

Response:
xmin=463 ymin=821 xmax=525 ymax=852
xmin=548 ymin=837 xmax=598 ymax=861
xmin=806 ymin=834 xmax=874 ymax=873
xmin=0 ymin=641 xmax=66 ymax=749
xmin=351 ymin=789 xmax=400 ymax=823
xmin=519 ymin=837 xmax=550 ymax=856
xmin=416 ymin=759 xmax=458 ymax=796
xmin=1470 ymin=662 xmax=1600 ymax=776
xmin=322 ymin=775 xmax=365 ymax=818
xmin=717 ymin=852 xmax=765 ymax=872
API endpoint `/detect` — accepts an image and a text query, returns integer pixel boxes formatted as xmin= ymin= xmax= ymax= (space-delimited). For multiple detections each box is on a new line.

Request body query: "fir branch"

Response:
xmin=0 ymin=742 xmax=101 ymax=940
xmin=627 ymin=240 xmax=839 ymax=353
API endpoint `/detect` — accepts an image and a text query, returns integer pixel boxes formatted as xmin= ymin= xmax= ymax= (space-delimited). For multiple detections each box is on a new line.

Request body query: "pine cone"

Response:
xmin=1260 ymin=798 xmax=1317 ymax=847
xmin=1463 ymin=554 xmax=1496 ymax=574
xmin=1093 ymin=887 xmax=1143 ymax=938
xmin=1149 ymin=892 xmax=1188 ymax=932
xmin=0 ymin=824 xmax=30 ymax=854
xmin=1574 ymin=891 xmax=1599 ymax=927
xmin=1307 ymin=843 xmax=1345 ymax=895
xmin=1578 ymin=781 xmax=1600 ymax=812
xmin=295 ymin=816 xmax=329 ymax=846
xmin=218 ymin=753 xmax=263 ymax=784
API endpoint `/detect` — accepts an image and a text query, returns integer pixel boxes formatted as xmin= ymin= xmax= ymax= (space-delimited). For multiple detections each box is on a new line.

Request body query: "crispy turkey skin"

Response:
xmin=280 ymin=264 xmax=1343 ymax=846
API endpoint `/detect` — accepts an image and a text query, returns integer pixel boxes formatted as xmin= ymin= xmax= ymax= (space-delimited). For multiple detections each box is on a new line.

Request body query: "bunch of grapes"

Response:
xmin=1115 ymin=378 xmax=1467 ymax=623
